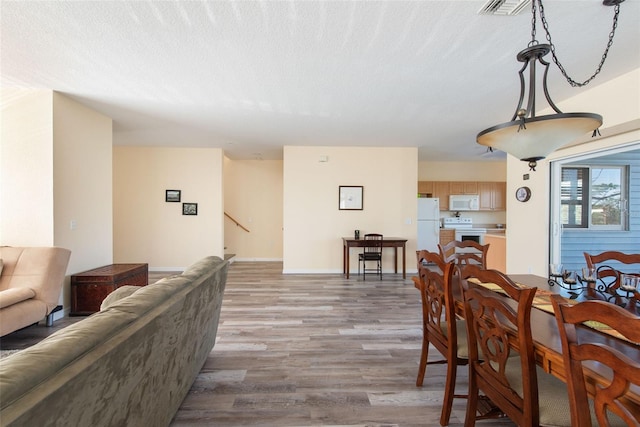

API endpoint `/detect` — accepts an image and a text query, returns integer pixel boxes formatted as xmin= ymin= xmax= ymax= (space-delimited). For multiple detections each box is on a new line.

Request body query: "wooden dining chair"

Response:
xmin=412 ymin=250 xmax=467 ymax=426
xmin=551 ymin=295 xmax=640 ymax=427
xmin=438 ymin=240 xmax=490 ymax=269
xmin=583 ymin=251 xmax=640 ymax=292
xmin=460 ymin=265 xmax=573 ymax=427
xmin=358 ymin=233 xmax=383 ymax=280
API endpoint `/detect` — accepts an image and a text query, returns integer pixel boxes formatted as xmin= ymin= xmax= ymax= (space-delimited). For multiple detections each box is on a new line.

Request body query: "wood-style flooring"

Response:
xmin=1 ymin=262 xmax=517 ymax=426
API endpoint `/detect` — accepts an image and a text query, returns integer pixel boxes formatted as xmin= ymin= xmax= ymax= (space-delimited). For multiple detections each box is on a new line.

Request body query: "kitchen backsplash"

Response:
xmin=440 ymin=211 xmax=506 ymax=226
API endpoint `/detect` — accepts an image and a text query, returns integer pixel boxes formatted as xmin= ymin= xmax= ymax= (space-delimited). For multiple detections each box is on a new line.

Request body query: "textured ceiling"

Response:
xmin=1 ymin=1 xmax=639 ymax=161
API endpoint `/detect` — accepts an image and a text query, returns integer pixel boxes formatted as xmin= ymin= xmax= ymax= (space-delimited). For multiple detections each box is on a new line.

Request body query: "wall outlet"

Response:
xmin=69 ymin=220 xmax=77 ymax=230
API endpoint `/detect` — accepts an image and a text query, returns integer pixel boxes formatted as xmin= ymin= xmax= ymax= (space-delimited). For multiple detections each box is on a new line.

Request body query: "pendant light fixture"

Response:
xmin=476 ymin=0 xmax=624 ymax=171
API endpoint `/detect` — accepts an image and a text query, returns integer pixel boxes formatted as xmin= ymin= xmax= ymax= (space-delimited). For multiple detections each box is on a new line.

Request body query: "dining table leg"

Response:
xmin=344 ymin=243 xmax=350 ymax=279
xmin=402 ymin=243 xmax=406 ymax=279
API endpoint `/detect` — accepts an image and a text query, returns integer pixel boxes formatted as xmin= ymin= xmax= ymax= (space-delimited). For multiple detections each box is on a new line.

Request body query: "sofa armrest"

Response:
xmin=0 ymin=288 xmax=36 ymax=309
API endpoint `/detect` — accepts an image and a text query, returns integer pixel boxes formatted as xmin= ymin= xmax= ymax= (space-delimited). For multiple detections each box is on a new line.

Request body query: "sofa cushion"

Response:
xmin=100 ymin=285 xmax=142 ymax=311
xmin=0 ymin=287 xmax=36 ymax=309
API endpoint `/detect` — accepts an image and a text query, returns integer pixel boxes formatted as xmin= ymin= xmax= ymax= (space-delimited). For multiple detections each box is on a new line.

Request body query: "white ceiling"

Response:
xmin=1 ymin=1 xmax=639 ymax=161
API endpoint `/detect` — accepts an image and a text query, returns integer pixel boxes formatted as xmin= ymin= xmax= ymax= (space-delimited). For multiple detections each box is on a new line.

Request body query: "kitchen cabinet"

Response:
xmin=433 ymin=182 xmax=451 ymax=210
xmin=417 ymin=181 xmax=434 ymax=197
xmin=417 ymin=180 xmax=505 ymax=211
xmin=485 ymin=234 xmax=506 ymax=271
xmin=449 ymin=181 xmax=478 ymax=195
xmin=439 ymin=229 xmax=455 ymax=252
xmin=478 ymin=182 xmax=506 ymax=211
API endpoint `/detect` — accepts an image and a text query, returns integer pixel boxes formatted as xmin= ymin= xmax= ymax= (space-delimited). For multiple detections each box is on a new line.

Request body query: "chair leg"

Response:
xmin=440 ymin=356 xmax=458 ymax=426
xmin=416 ymin=334 xmax=430 ymax=386
xmin=464 ymin=368 xmax=479 ymax=427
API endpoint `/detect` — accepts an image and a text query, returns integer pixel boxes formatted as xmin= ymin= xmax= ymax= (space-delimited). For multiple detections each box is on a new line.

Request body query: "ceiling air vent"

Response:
xmin=478 ymin=0 xmax=531 ymax=15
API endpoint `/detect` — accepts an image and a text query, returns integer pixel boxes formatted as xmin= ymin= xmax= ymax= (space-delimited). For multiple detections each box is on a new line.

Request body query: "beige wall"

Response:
xmin=283 ymin=146 xmax=418 ymax=274
xmin=418 ymin=161 xmax=506 ymax=181
xmin=1 ymin=89 xmax=54 ymax=245
xmin=52 ymin=92 xmax=114 ymax=296
xmin=1 ymin=90 xmax=113 ymax=316
xmin=506 ymin=68 xmax=640 ymax=275
xmin=113 ymin=146 xmax=224 ymax=269
xmin=223 ymin=158 xmax=283 ymax=260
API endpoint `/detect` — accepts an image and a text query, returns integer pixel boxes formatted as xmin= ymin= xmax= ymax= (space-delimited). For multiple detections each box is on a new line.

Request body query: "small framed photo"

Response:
xmin=182 ymin=203 xmax=198 ymax=216
xmin=339 ymin=186 xmax=363 ymax=210
xmin=165 ymin=190 xmax=181 ymax=203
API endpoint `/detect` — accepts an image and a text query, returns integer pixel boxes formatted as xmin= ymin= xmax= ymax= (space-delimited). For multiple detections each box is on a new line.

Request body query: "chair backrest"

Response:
xmin=413 ymin=250 xmax=458 ymax=357
xmin=460 ymin=264 xmax=539 ymax=426
xmin=363 ymin=233 xmax=383 ymax=254
xmin=438 ymin=240 xmax=490 ymax=269
xmin=583 ymin=251 xmax=640 ymax=291
xmin=551 ymin=295 xmax=640 ymax=427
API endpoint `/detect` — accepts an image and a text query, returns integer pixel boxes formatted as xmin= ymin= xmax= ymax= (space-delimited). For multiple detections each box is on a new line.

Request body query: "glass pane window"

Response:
xmin=561 ymin=167 xmax=588 ymax=228
xmin=561 ymin=166 xmax=626 ymax=230
xmin=590 ymin=167 xmax=622 ymax=227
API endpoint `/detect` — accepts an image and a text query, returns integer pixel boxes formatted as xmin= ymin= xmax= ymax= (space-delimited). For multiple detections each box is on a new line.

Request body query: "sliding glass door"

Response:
xmin=549 ymin=143 xmax=640 ymax=274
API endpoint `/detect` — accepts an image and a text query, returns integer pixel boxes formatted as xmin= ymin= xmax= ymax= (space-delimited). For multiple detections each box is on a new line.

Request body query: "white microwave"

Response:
xmin=449 ymin=194 xmax=480 ymax=211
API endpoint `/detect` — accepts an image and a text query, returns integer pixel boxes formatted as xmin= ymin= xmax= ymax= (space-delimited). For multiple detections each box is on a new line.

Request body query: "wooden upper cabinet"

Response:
xmin=493 ymin=182 xmax=506 ymax=210
xmin=417 ymin=180 xmax=505 ymax=211
xmin=450 ymin=181 xmax=478 ymax=195
xmin=478 ymin=182 xmax=506 ymax=211
xmin=418 ymin=181 xmax=435 ymax=197
xmin=434 ymin=182 xmax=451 ymax=210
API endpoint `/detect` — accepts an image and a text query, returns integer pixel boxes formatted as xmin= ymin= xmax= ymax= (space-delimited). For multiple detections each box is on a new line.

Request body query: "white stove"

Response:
xmin=443 ymin=217 xmax=486 ymax=248
xmin=443 ymin=217 xmax=474 ymax=229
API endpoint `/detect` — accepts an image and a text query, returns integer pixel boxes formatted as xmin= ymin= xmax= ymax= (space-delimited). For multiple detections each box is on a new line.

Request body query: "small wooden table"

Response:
xmin=342 ymin=237 xmax=408 ymax=279
xmin=71 ymin=263 xmax=148 ymax=315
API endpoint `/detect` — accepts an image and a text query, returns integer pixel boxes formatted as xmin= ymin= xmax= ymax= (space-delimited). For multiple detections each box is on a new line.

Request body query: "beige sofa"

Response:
xmin=0 ymin=256 xmax=229 ymax=427
xmin=0 ymin=247 xmax=72 ymax=337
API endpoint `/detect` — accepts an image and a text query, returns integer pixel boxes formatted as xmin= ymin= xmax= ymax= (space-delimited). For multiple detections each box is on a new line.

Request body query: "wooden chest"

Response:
xmin=70 ymin=263 xmax=148 ymax=315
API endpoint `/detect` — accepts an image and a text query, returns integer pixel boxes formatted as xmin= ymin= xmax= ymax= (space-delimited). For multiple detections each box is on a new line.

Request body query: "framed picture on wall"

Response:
xmin=339 ymin=186 xmax=363 ymax=210
xmin=182 ymin=203 xmax=198 ymax=215
xmin=166 ymin=189 xmax=181 ymax=202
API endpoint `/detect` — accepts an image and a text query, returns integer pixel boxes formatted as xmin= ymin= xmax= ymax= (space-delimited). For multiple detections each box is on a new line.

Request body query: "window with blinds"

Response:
xmin=561 ymin=166 xmax=626 ymax=230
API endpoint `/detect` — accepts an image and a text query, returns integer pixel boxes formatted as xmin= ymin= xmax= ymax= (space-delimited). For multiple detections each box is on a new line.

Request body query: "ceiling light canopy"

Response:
xmin=477 ymin=0 xmax=624 ymax=171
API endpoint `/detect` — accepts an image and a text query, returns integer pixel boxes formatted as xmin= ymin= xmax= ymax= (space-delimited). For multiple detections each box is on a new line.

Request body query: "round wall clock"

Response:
xmin=515 ymin=186 xmax=531 ymax=202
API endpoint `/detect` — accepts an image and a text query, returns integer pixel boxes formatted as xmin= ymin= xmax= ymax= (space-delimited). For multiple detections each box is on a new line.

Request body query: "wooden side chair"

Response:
xmin=551 ymin=295 xmax=640 ymax=426
xmin=438 ymin=240 xmax=490 ymax=269
xmin=358 ymin=233 xmax=383 ymax=280
xmin=411 ymin=250 xmax=468 ymax=426
xmin=460 ymin=265 xmax=573 ymax=427
xmin=583 ymin=251 xmax=640 ymax=292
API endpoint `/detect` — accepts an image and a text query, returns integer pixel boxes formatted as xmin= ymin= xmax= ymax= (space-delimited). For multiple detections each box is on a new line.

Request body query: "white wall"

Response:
xmin=283 ymin=146 xmax=418 ymax=274
xmin=223 ymin=158 xmax=283 ymax=261
xmin=506 ymin=68 xmax=640 ymax=275
xmin=113 ymin=146 xmax=224 ymax=270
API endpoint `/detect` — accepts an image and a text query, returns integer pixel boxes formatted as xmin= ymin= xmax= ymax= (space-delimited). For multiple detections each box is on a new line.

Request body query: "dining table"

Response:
xmin=453 ymin=273 xmax=640 ymax=406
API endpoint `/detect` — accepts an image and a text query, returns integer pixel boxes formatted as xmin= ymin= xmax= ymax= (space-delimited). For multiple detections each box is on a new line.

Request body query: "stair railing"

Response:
xmin=224 ymin=212 xmax=250 ymax=232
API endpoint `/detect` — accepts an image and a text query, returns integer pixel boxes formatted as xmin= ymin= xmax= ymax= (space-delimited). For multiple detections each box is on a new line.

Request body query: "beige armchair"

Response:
xmin=0 ymin=247 xmax=71 ymax=337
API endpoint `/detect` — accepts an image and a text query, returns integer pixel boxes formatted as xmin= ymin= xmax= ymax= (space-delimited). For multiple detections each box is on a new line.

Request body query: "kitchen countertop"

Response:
xmin=486 ymin=229 xmax=506 ymax=234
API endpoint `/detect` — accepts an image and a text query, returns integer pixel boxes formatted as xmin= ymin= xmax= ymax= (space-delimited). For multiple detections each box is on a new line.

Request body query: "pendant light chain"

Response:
xmin=537 ymin=0 xmax=621 ymax=87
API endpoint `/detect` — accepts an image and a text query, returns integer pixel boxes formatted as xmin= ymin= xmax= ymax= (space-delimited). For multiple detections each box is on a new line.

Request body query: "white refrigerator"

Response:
xmin=417 ymin=198 xmax=440 ymax=252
